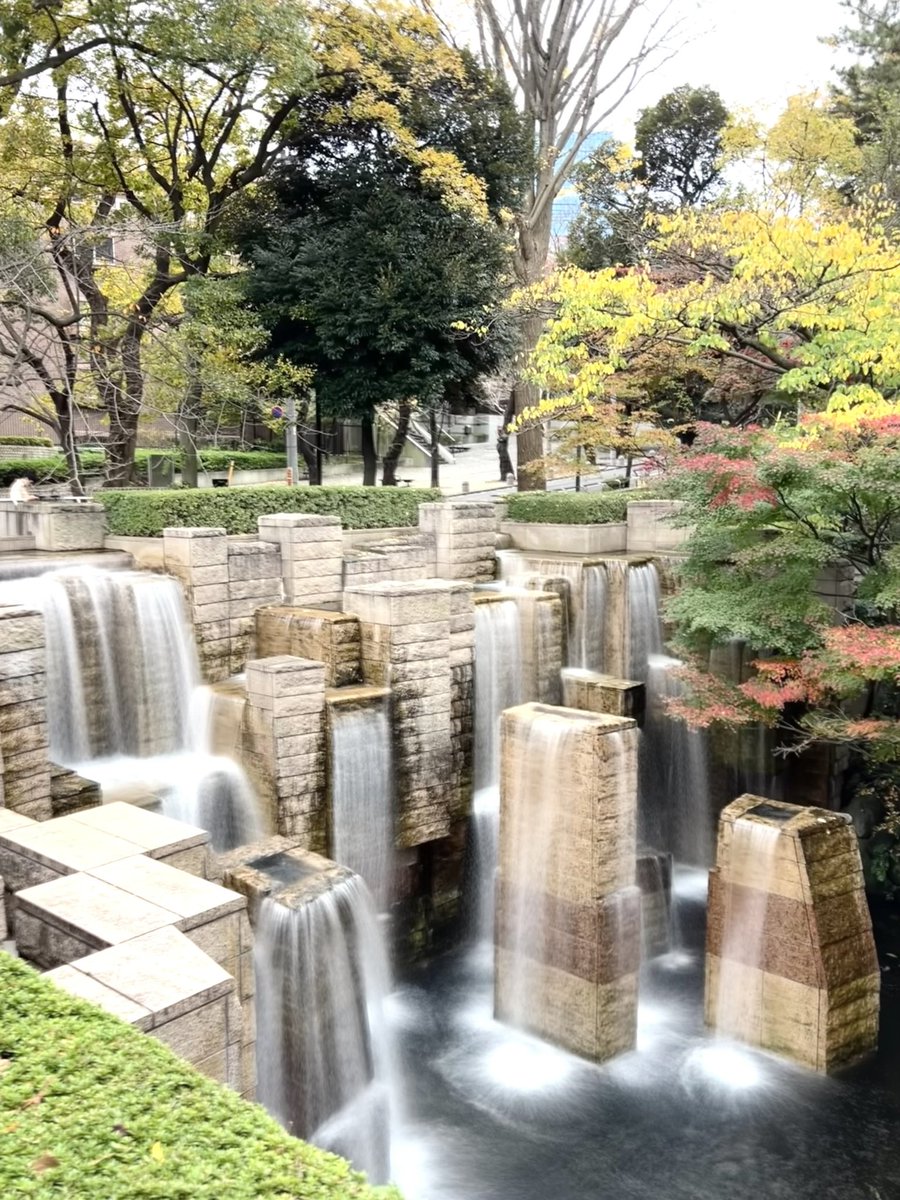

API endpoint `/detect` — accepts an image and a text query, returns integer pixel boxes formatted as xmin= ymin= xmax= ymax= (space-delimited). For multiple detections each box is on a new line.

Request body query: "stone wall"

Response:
xmin=705 ymin=795 xmax=879 ymax=1072
xmin=256 ymin=606 xmax=361 ymax=688
xmin=0 ymin=605 xmax=52 ymax=819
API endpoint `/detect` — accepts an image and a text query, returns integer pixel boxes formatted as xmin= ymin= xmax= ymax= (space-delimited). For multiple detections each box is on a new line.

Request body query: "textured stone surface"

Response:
xmin=495 ymin=703 xmax=639 ymax=1063
xmin=344 ymin=580 xmax=457 ymax=847
xmin=0 ymin=606 xmax=51 ymax=818
xmin=561 ymin=670 xmax=646 ymax=727
xmin=418 ymin=501 xmax=497 ymax=582
xmin=256 ymin=606 xmax=361 ymax=687
xmin=705 ymin=794 xmax=879 ymax=1072
xmin=244 ymin=657 xmax=327 ymax=847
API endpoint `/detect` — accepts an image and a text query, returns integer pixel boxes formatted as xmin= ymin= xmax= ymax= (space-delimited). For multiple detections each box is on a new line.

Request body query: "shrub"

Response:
xmin=505 ymin=489 xmax=658 ymax=525
xmin=133 ymin=450 xmax=289 ymax=476
xmin=99 ymin=485 xmax=441 ymax=536
xmin=0 ymin=952 xmax=399 ymax=1200
xmin=0 ymin=435 xmax=53 ymax=447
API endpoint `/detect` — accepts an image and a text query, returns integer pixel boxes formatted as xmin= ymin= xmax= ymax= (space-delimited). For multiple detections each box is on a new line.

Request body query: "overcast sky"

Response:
xmin=598 ymin=0 xmax=851 ymax=141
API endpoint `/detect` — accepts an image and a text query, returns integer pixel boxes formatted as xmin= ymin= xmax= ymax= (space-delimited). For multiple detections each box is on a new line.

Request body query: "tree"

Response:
xmin=659 ymin=417 xmax=900 ymax=762
xmin=634 ymin=84 xmax=728 ymax=206
xmin=832 ymin=0 xmax=900 ymax=143
xmin=524 ymin=185 xmax=900 ymax=449
xmin=458 ymin=0 xmax=679 ymax=489
xmin=239 ymin=164 xmax=516 ymax=485
xmin=564 ymin=140 xmax=651 ymax=270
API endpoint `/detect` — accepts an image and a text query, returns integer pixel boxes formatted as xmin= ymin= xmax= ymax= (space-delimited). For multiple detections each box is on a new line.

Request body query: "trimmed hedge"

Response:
xmin=134 ymin=449 xmax=289 ymax=474
xmin=100 ymin=485 xmax=441 ymax=536
xmin=0 ymin=435 xmax=53 ymax=447
xmin=0 ymin=450 xmax=288 ymax=488
xmin=0 ymin=953 xmax=399 ymax=1200
xmin=505 ymin=489 xmax=658 ymax=525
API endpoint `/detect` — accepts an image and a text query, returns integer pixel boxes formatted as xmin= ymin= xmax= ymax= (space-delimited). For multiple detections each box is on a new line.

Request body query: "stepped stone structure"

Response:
xmin=258 ymin=513 xmax=343 ymax=609
xmin=706 ymin=795 xmax=880 ymax=1072
xmin=495 ymin=703 xmax=641 ymax=1063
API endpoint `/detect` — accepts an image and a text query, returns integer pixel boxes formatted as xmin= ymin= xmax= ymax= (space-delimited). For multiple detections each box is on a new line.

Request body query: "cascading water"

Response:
xmin=642 ymin=655 xmax=712 ymax=866
xmin=627 ymin=562 xmax=663 ymax=681
xmin=714 ymin=818 xmax=779 ymax=1041
xmin=330 ymin=701 xmax=394 ymax=910
xmin=0 ymin=567 xmax=264 ymax=850
xmin=254 ymin=872 xmax=397 ymax=1183
xmin=497 ymin=553 xmax=607 ymax=670
xmin=470 ymin=600 xmax=524 ymax=942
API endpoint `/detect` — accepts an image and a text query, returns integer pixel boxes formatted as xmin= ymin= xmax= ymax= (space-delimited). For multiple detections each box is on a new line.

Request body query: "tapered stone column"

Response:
xmin=496 ymin=702 xmax=640 ymax=1062
xmin=706 ymin=795 xmax=879 ymax=1072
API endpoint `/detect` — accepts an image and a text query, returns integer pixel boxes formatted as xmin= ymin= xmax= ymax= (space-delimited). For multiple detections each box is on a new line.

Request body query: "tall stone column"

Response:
xmin=448 ymin=582 xmax=475 ymax=819
xmin=163 ymin=526 xmax=230 ymax=682
xmin=496 ymin=702 xmax=640 ymax=1063
xmin=243 ymin=657 xmax=327 ymax=850
xmin=257 ymin=514 xmax=343 ymax=609
xmin=0 ymin=605 xmax=52 ymax=819
xmin=418 ymin=501 xmax=497 ymax=583
xmin=706 ymin=795 xmax=879 ymax=1072
xmin=226 ymin=541 xmax=283 ymax=674
xmin=343 ymin=580 xmax=456 ymax=846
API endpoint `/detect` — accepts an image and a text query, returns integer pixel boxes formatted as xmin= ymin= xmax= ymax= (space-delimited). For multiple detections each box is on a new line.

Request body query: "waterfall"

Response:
xmin=471 ymin=600 xmax=524 ymax=943
xmin=330 ymin=702 xmax=394 ymax=910
xmin=254 ymin=874 xmax=396 ymax=1182
xmin=627 ymin=562 xmax=663 ymax=680
xmin=497 ymin=554 xmax=607 ymax=670
xmin=714 ymin=818 xmax=779 ymax=1041
xmin=0 ymin=567 xmax=264 ymax=851
xmin=641 ymin=655 xmax=712 ymax=866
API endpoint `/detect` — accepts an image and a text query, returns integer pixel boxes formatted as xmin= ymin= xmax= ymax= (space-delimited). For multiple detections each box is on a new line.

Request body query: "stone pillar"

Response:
xmin=226 ymin=541 xmax=283 ymax=674
xmin=256 ymin=606 xmax=361 ymax=687
xmin=243 ymin=657 xmax=327 ymax=850
xmin=257 ymin=514 xmax=342 ymax=609
xmin=706 ymin=795 xmax=879 ymax=1072
xmin=0 ymin=605 xmax=51 ymax=819
xmin=343 ymin=580 xmax=455 ymax=846
xmin=561 ymin=669 xmax=645 ymax=727
xmin=418 ymin=501 xmax=496 ymax=582
xmin=163 ymin=526 xmax=230 ymax=682
xmin=506 ymin=589 xmax=563 ymax=704
xmin=496 ymin=703 xmax=640 ymax=1062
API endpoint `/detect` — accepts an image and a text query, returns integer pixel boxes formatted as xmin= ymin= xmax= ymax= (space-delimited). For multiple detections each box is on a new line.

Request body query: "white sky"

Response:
xmin=605 ymin=0 xmax=851 ymax=142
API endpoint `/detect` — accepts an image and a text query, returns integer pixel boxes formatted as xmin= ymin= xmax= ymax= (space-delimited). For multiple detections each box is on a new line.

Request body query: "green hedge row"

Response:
xmin=0 ymin=953 xmax=399 ymax=1200
xmin=505 ymin=489 xmax=658 ymax=525
xmin=0 ymin=450 xmax=288 ymax=488
xmin=0 ymin=435 xmax=53 ymax=446
xmin=100 ymin=485 xmax=441 ymax=535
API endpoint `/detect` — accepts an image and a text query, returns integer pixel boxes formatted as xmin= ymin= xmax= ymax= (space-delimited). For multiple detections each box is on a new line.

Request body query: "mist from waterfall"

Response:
xmin=0 ymin=567 xmax=264 ymax=850
xmin=254 ymin=874 xmax=397 ymax=1182
xmin=330 ymin=702 xmax=394 ymax=910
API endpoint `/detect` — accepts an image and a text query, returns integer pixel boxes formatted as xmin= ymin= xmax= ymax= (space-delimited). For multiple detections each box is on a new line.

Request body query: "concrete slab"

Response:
xmin=45 ymin=963 xmax=153 ymax=1030
xmin=70 ymin=802 xmax=208 ymax=856
xmin=0 ymin=809 xmax=36 ymax=835
xmin=0 ymin=817 xmax=141 ymax=874
xmin=88 ymin=855 xmax=243 ymax=929
xmin=17 ymin=872 xmax=175 ymax=948
xmin=70 ymin=925 xmax=234 ymax=1024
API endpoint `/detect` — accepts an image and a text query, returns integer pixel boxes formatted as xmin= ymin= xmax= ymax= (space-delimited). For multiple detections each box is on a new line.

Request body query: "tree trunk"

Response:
xmin=496 ymin=390 xmax=516 ymax=481
xmin=382 ymin=401 xmax=412 ymax=487
xmin=55 ymin=398 xmax=84 ymax=496
xmin=512 ymin=209 xmax=553 ymax=491
xmin=429 ymin=406 xmax=441 ymax=489
xmin=178 ymin=353 xmax=202 ymax=488
xmin=361 ymin=414 xmax=377 ymax=486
